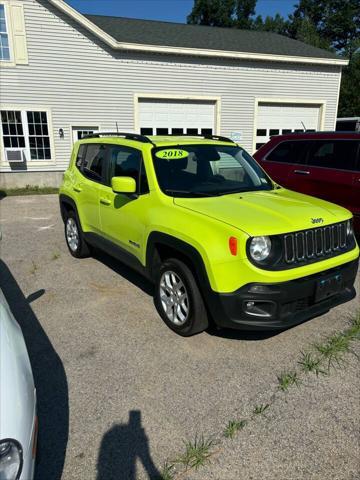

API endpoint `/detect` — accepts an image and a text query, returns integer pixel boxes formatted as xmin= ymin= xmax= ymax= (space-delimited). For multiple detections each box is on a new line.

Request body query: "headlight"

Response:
xmin=249 ymin=236 xmax=272 ymax=262
xmin=0 ymin=440 xmax=22 ymax=480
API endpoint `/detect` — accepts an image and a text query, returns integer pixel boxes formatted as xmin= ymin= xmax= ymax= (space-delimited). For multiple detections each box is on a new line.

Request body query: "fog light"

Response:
xmin=243 ymin=300 xmax=276 ymax=318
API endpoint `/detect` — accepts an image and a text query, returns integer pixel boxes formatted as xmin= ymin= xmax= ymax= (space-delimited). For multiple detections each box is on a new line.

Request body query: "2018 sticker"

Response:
xmin=155 ymin=149 xmax=189 ymax=160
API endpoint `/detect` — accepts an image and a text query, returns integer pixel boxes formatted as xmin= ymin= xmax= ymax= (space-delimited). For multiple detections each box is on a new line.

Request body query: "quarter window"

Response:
xmin=0 ymin=4 xmax=10 ymax=61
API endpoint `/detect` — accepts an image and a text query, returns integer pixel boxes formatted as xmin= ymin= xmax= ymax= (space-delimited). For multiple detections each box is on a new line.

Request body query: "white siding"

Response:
xmin=0 ymin=0 xmax=342 ymax=172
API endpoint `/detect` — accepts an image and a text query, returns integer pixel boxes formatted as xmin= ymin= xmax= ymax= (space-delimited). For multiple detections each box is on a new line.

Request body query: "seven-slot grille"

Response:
xmin=283 ymin=222 xmax=348 ymax=264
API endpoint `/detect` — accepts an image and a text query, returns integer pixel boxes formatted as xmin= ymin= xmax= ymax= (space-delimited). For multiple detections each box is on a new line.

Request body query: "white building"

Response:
xmin=0 ymin=0 xmax=348 ymax=188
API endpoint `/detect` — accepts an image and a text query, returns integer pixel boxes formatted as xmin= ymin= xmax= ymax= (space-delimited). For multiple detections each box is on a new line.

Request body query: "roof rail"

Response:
xmin=164 ymin=133 xmax=236 ymax=143
xmin=82 ymin=131 xmax=154 ymax=143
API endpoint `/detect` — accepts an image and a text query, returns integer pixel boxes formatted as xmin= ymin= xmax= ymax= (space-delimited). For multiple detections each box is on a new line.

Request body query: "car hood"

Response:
xmin=0 ymin=289 xmax=35 ymax=451
xmin=174 ymin=188 xmax=351 ymax=236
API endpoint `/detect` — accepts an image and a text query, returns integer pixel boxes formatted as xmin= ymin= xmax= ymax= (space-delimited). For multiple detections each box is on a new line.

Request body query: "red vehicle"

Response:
xmin=254 ymin=132 xmax=360 ymax=234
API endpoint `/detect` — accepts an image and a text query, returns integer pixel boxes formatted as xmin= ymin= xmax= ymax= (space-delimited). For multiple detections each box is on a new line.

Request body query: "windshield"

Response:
xmin=152 ymin=144 xmax=273 ymax=197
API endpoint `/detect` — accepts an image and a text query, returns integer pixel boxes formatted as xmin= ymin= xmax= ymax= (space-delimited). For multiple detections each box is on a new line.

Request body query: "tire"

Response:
xmin=64 ymin=210 xmax=91 ymax=258
xmin=154 ymin=258 xmax=209 ymax=336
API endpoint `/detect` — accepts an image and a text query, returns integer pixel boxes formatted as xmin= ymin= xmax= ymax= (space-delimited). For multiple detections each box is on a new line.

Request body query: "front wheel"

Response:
xmin=64 ymin=211 xmax=91 ymax=258
xmin=154 ymin=258 xmax=209 ymax=336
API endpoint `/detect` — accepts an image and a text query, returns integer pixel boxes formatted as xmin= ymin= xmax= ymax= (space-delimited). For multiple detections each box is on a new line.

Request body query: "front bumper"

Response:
xmin=208 ymin=259 xmax=358 ymax=330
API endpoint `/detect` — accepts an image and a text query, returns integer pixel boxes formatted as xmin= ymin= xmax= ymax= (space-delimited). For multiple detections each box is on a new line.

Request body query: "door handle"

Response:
xmin=100 ymin=198 xmax=111 ymax=206
xmin=73 ymin=186 xmax=82 ymax=192
xmin=293 ymin=170 xmax=310 ymax=175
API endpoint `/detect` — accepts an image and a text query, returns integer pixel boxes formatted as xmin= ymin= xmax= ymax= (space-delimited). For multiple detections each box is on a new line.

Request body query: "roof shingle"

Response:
xmin=84 ymin=14 xmax=340 ymax=60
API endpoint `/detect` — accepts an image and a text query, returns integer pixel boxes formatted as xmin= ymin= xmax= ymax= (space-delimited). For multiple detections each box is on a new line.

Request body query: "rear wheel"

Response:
xmin=64 ymin=210 xmax=90 ymax=258
xmin=154 ymin=258 xmax=209 ymax=336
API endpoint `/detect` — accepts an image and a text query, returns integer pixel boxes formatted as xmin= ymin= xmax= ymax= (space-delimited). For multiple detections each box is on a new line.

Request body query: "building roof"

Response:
xmin=85 ymin=14 xmax=340 ymax=61
xmin=47 ymin=0 xmax=348 ymax=66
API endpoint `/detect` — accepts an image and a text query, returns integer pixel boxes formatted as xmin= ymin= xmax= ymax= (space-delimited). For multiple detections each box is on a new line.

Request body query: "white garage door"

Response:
xmin=138 ymin=98 xmax=216 ymax=136
xmin=255 ymin=102 xmax=321 ymax=150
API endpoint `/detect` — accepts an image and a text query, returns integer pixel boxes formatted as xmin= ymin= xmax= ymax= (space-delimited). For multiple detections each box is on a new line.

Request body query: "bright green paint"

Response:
xmin=60 ymin=136 xmax=359 ymax=293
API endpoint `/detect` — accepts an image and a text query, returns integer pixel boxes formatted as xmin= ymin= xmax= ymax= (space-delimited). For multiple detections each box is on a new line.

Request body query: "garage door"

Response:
xmin=255 ymin=102 xmax=321 ymax=150
xmin=138 ymin=98 xmax=216 ymax=136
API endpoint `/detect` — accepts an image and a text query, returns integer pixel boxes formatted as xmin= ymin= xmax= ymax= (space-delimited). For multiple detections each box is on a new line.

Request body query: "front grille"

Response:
xmin=283 ymin=221 xmax=348 ymax=265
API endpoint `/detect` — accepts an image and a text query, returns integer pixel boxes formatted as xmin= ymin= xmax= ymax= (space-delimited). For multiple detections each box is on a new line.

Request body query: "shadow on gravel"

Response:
xmin=206 ymin=325 xmax=282 ymax=341
xmin=97 ymin=410 xmax=160 ymax=480
xmin=92 ymin=249 xmax=154 ymax=296
xmin=0 ymin=260 xmax=69 ymax=480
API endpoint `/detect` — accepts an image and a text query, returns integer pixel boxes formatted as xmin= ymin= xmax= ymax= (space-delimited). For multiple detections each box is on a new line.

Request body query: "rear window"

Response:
xmin=266 ymin=140 xmax=308 ymax=165
xmin=307 ymin=140 xmax=359 ymax=170
xmin=82 ymin=144 xmax=107 ymax=181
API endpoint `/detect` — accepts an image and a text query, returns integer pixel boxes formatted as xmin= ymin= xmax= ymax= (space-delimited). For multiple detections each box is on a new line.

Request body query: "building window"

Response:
xmin=1 ymin=111 xmax=25 ymax=148
xmin=71 ymin=126 xmax=99 ymax=144
xmin=27 ymin=111 xmax=51 ymax=160
xmin=1 ymin=109 xmax=53 ymax=161
xmin=0 ymin=4 xmax=10 ymax=61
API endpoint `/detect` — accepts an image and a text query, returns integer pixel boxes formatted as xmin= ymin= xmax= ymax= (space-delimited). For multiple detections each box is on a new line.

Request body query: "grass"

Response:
xmin=0 ymin=185 xmax=58 ymax=198
xmin=156 ymin=462 xmax=175 ymax=480
xmin=52 ymin=252 xmax=60 ymax=260
xmin=298 ymin=352 xmax=327 ymax=376
xmin=315 ymin=332 xmax=352 ymax=369
xmin=277 ymin=371 xmax=300 ymax=391
xmin=223 ymin=419 xmax=247 ymax=439
xmin=253 ymin=404 xmax=270 ymax=416
xmin=29 ymin=260 xmax=38 ymax=275
xmin=176 ymin=435 xmax=216 ymax=470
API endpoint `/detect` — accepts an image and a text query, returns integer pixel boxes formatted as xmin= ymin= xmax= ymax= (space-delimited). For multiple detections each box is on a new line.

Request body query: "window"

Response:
xmin=156 ymin=128 xmax=168 ymax=135
xmin=307 ymin=140 xmax=359 ymax=170
xmin=266 ymin=141 xmax=308 ymax=165
xmin=76 ymin=144 xmax=87 ymax=168
xmin=109 ymin=145 xmax=149 ymax=194
xmin=1 ymin=109 xmax=53 ymax=161
xmin=140 ymin=128 xmax=153 ymax=135
xmin=256 ymin=129 xmax=267 ymax=136
xmin=1 ymin=111 xmax=25 ymax=148
xmin=269 ymin=129 xmax=280 ymax=136
xmin=27 ymin=111 xmax=51 ymax=160
xmin=82 ymin=144 xmax=107 ymax=181
xmin=72 ymin=126 xmax=98 ymax=143
xmin=0 ymin=4 xmax=10 ymax=61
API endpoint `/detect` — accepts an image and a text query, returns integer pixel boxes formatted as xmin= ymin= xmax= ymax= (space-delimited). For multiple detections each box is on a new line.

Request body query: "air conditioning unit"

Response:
xmin=5 ymin=149 xmax=26 ymax=163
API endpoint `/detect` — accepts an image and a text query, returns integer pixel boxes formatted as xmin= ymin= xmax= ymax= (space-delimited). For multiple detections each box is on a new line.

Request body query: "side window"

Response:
xmin=266 ymin=141 xmax=308 ymax=165
xmin=108 ymin=145 xmax=149 ymax=194
xmin=307 ymin=140 xmax=359 ymax=170
xmin=76 ymin=144 xmax=86 ymax=168
xmin=82 ymin=143 xmax=107 ymax=182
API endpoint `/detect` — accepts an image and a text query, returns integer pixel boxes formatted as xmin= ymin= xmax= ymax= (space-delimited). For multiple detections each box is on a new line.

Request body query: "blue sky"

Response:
xmin=66 ymin=0 xmax=296 ymax=23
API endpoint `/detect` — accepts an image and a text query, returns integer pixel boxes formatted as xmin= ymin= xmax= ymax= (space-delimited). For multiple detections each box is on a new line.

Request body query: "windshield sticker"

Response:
xmin=155 ymin=149 xmax=189 ymax=160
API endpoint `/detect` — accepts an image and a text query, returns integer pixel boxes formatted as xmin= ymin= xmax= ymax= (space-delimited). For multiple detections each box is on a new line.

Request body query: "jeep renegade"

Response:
xmin=59 ymin=132 xmax=359 ymax=336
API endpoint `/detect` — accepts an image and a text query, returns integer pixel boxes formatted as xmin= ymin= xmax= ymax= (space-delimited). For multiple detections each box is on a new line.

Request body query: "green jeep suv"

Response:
xmin=59 ymin=132 xmax=359 ymax=336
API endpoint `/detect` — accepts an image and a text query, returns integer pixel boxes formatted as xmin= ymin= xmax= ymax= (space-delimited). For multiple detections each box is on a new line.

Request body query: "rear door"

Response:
xmin=351 ymin=143 xmax=360 ymax=231
xmin=261 ymin=140 xmax=309 ymax=189
xmin=300 ymin=139 xmax=359 ymax=211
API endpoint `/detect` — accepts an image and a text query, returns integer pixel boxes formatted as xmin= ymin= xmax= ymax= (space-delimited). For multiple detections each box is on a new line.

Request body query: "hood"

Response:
xmin=174 ymin=188 xmax=351 ymax=236
xmin=0 ymin=289 xmax=35 ymax=450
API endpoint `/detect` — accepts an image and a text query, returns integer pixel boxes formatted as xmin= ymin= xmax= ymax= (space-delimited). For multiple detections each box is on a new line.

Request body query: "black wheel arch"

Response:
xmin=146 ymin=232 xmax=212 ymax=294
xmin=59 ymin=194 xmax=79 ymax=223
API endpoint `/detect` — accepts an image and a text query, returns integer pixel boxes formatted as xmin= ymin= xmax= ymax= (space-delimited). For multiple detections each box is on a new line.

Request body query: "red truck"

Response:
xmin=254 ymin=132 xmax=360 ymax=234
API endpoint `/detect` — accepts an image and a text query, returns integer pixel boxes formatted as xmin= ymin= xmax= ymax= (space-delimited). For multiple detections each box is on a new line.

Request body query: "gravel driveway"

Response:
xmin=0 ymin=194 xmax=359 ymax=480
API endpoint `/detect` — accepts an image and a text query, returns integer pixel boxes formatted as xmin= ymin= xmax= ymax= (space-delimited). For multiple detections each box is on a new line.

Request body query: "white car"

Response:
xmin=0 ymin=288 xmax=37 ymax=480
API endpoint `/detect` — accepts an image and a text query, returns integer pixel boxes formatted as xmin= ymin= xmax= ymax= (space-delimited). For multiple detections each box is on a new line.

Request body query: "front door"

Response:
xmin=98 ymin=144 xmax=150 ymax=262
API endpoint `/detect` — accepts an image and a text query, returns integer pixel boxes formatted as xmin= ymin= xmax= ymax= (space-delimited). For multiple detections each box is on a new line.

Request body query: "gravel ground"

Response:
xmin=0 ymin=194 xmax=359 ymax=480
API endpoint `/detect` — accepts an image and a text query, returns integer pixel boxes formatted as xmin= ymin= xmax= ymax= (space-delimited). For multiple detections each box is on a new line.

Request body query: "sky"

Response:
xmin=66 ymin=0 xmax=296 ymax=23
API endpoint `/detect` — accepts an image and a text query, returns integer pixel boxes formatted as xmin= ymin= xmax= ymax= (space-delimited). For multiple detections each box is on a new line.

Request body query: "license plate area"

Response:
xmin=315 ymin=273 xmax=342 ymax=302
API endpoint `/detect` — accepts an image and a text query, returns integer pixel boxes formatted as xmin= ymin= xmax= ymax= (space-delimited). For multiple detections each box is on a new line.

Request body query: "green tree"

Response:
xmin=338 ymin=52 xmax=360 ymax=117
xmin=289 ymin=0 xmax=360 ymax=58
xmin=187 ymin=0 xmax=257 ymax=29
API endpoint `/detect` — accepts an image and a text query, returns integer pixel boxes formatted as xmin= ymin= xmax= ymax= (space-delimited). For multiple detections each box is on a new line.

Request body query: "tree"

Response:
xmin=289 ymin=0 xmax=360 ymax=58
xmin=338 ymin=51 xmax=360 ymax=117
xmin=187 ymin=0 xmax=257 ymax=29
xmin=187 ymin=0 xmax=236 ymax=27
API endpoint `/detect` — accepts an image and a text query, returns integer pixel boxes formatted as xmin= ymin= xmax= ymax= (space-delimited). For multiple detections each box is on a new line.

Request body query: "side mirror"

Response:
xmin=111 ymin=176 xmax=137 ymax=194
